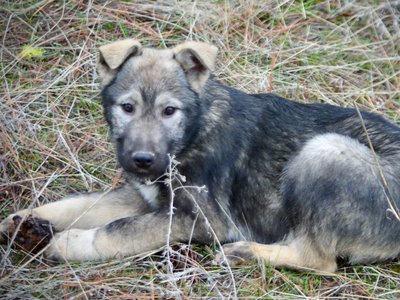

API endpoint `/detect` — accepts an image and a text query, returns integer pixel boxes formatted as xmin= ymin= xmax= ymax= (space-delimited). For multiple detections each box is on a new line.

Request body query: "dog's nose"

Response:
xmin=132 ymin=152 xmax=155 ymax=169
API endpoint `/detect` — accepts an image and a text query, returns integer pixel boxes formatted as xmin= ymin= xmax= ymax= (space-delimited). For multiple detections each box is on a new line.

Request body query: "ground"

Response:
xmin=0 ymin=0 xmax=399 ymax=298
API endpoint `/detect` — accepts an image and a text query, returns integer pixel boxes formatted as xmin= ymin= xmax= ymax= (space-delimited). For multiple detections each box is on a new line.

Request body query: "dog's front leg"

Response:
xmin=0 ymin=185 xmax=151 ymax=244
xmin=45 ymin=210 xmax=216 ymax=261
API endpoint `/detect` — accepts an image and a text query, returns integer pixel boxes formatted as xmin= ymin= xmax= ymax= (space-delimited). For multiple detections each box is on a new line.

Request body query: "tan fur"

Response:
xmin=173 ymin=41 xmax=218 ymax=71
xmin=173 ymin=41 xmax=218 ymax=93
xmin=98 ymin=39 xmax=142 ymax=86
xmin=46 ymin=228 xmax=100 ymax=261
xmin=97 ymin=40 xmax=218 ymax=91
xmin=215 ymin=240 xmax=337 ymax=273
xmin=44 ymin=210 xmax=197 ymax=261
xmin=0 ymin=185 xmax=148 ymax=241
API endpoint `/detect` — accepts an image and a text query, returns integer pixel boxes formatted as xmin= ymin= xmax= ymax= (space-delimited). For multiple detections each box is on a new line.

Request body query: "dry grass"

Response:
xmin=0 ymin=0 xmax=399 ymax=298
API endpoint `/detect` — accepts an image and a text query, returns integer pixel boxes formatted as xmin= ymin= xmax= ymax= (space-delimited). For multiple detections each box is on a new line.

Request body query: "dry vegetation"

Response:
xmin=0 ymin=0 xmax=399 ymax=298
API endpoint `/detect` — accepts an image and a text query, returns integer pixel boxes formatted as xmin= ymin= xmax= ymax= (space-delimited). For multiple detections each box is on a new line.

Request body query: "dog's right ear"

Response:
xmin=97 ymin=39 xmax=142 ymax=86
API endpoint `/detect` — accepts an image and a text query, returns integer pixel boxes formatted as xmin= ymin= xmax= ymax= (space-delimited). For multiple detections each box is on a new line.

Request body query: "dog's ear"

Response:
xmin=97 ymin=39 xmax=142 ymax=86
xmin=174 ymin=41 xmax=218 ymax=93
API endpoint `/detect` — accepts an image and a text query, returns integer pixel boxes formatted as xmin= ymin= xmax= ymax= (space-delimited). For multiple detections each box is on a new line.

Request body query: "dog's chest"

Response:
xmin=134 ymin=182 xmax=161 ymax=209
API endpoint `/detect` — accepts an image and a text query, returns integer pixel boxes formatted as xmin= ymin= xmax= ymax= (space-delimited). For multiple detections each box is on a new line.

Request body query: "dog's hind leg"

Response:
xmin=214 ymin=239 xmax=337 ymax=273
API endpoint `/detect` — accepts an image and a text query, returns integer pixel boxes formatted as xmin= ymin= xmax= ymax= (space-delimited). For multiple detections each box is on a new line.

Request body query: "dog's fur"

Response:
xmin=1 ymin=40 xmax=400 ymax=272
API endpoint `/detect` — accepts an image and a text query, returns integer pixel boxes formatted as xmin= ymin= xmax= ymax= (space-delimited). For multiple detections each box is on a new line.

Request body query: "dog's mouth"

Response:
xmin=120 ymin=158 xmax=169 ymax=183
xmin=125 ymin=169 xmax=166 ymax=184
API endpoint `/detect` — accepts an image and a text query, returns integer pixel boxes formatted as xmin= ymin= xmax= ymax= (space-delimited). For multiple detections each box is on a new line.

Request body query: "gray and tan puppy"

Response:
xmin=1 ymin=39 xmax=400 ymax=272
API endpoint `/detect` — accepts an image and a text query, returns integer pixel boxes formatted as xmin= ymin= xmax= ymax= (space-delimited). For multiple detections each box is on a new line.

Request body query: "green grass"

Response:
xmin=1 ymin=0 xmax=399 ymax=298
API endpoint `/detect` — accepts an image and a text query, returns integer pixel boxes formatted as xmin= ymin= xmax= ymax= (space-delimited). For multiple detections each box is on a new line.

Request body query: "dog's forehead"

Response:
xmin=109 ymin=47 xmax=184 ymax=101
xmin=128 ymin=48 xmax=176 ymax=74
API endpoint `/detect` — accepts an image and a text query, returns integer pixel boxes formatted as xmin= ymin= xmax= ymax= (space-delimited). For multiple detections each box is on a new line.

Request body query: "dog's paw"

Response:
xmin=45 ymin=228 xmax=101 ymax=261
xmin=212 ymin=241 xmax=257 ymax=266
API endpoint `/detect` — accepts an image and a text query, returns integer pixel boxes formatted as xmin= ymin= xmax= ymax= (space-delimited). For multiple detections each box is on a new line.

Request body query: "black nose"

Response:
xmin=132 ymin=152 xmax=155 ymax=169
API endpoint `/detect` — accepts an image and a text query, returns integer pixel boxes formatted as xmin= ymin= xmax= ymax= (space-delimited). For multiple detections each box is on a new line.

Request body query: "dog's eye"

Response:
xmin=163 ymin=106 xmax=177 ymax=116
xmin=121 ymin=103 xmax=134 ymax=113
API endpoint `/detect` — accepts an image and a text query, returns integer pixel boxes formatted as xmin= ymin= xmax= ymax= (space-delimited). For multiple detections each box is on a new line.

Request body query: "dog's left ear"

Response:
xmin=174 ymin=41 xmax=218 ymax=93
xmin=97 ymin=39 xmax=142 ymax=86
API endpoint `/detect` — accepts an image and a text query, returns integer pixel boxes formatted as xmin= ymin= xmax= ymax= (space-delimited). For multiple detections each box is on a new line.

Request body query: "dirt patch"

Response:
xmin=6 ymin=215 xmax=55 ymax=254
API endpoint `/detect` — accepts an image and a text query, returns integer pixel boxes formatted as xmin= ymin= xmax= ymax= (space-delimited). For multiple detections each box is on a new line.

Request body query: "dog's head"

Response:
xmin=98 ymin=40 xmax=218 ymax=181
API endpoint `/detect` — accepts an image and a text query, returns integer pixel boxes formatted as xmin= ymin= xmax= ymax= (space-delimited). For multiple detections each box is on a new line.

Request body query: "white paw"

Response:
xmin=45 ymin=228 xmax=101 ymax=261
xmin=0 ymin=211 xmax=28 ymax=243
xmin=0 ymin=215 xmax=14 ymax=241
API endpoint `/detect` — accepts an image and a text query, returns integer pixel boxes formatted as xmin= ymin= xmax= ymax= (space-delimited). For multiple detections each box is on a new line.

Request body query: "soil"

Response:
xmin=7 ymin=215 xmax=55 ymax=254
